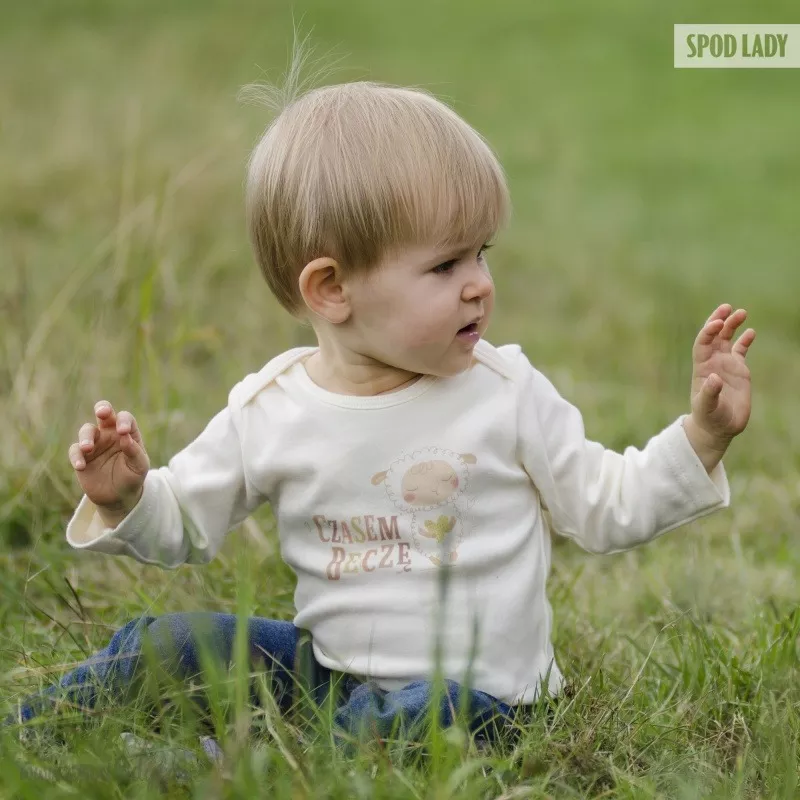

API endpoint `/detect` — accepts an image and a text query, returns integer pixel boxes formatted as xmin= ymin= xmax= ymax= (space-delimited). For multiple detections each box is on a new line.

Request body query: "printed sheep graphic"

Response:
xmin=371 ymin=447 xmax=477 ymax=566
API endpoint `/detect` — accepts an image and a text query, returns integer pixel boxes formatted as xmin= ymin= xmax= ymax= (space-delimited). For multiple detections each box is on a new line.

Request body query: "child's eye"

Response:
xmin=431 ymin=243 xmax=493 ymax=275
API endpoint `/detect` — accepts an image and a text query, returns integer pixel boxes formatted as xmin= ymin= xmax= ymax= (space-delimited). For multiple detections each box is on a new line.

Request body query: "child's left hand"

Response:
xmin=689 ymin=303 xmax=756 ymax=445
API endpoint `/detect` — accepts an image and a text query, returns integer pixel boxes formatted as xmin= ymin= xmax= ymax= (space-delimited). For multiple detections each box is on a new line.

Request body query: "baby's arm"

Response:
xmin=66 ymin=384 xmax=267 ymax=568
xmin=512 ymin=349 xmax=729 ymax=555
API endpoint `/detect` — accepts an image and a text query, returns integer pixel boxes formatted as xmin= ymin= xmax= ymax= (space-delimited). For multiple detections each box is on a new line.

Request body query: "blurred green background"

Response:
xmin=1 ymin=0 xmax=799 ymax=795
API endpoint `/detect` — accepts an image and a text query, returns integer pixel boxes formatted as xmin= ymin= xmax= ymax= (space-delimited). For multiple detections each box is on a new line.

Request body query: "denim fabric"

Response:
xmin=8 ymin=613 xmax=529 ymax=743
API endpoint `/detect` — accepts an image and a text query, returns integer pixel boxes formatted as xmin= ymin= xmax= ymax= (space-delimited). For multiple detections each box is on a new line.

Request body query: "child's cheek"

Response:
xmin=451 ymin=477 xmax=459 ymax=489
xmin=404 ymin=492 xmax=416 ymax=502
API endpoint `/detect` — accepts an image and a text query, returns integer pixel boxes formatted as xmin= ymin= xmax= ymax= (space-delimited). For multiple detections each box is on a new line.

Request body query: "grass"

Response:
xmin=1 ymin=0 xmax=799 ymax=796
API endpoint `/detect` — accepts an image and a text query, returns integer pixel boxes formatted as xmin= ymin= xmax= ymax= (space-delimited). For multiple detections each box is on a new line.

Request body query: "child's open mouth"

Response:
xmin=456 ymin=322 xmax=480 ymax=343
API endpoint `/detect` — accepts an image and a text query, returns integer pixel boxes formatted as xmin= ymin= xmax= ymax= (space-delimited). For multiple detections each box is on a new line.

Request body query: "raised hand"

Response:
xmin=689 ymin=303 xmax=756 ymax=445
xmin=68 ymin=401 xmax=150 ymax=520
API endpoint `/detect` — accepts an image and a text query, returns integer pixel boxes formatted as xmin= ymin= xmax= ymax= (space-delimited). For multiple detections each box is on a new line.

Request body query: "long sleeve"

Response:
xmin=65 ymin=385 xmax=268 ymax=568
xmin=511 ymin=347 xmax=730 ymax=555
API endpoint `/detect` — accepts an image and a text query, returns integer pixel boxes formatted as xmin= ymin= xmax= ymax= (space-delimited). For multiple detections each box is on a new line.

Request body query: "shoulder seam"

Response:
xmin=471 ymin=339 xmax=518 ymax=381
xmin=234 ymin=347 xmax=317 ymax=408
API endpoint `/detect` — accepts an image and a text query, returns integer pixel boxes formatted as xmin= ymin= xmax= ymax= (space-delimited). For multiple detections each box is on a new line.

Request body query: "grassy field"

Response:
xmin=2 ymin=0 xmax=800 ymax=796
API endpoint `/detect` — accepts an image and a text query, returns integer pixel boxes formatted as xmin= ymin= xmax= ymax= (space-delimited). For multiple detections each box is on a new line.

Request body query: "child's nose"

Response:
xmin=462 ymin=265 xmax=493 ymax=300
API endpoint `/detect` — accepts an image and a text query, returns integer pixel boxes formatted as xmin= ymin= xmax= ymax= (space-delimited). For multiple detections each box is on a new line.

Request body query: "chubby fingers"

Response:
xmin=697 ymin=305 xmax=749 ymax=348
xmin=705 ymin=303 xmax=733 ymax=325
xmin=733 ymin=327 xmax=756 ymax=359
xmin=94 ymin=400 xmax=118 ymax=430
xmin=78 ymin=422 xmax=99 ymax=452
xmin=696 ymin=304 xmax=732 ymax=347
xmin=116 ymin=410 xmax=138 ymax=438
xmin=696 ymin=317 xmax=725 ymax=346
xmin=719 ymin=308 xmax=747 ymax=341
xmin=69 ymin=442 xmax=87 ymax=470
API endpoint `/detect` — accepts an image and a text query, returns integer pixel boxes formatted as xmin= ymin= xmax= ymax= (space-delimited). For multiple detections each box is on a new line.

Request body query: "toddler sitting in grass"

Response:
xmin=11 ymin=75 xmax=755 ymax=744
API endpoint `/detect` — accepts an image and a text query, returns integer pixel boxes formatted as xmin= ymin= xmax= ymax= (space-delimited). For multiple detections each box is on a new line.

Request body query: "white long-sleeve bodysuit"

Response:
xmin=66 ymin=339 xmax=729 ymax=705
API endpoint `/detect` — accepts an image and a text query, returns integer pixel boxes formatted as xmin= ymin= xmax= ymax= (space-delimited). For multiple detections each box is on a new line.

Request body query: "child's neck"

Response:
xmin=302 ymin=351 xmax=423 ymax=397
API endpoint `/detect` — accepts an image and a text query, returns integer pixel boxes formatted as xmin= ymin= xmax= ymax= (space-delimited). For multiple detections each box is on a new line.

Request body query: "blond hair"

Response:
xmin=244 ymin=72 xmax=511 ymax=318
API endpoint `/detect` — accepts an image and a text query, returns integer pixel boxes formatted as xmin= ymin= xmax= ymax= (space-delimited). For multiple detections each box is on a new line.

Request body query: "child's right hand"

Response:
xmin=68 ymin=401 xmax=150 ymax=524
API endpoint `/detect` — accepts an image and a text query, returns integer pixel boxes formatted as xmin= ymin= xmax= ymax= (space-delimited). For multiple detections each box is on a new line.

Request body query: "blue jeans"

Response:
xmin=9 ymin=613 xmax=532 ymax=743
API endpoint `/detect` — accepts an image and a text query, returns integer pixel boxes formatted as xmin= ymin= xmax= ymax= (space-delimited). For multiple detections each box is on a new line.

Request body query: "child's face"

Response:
xmin=345 ymin=240 xmax=494 ymax=377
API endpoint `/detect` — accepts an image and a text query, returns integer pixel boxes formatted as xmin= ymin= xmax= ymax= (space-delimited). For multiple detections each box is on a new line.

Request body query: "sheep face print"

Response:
xmin=371 ymin=447 xmax=477 ymax=567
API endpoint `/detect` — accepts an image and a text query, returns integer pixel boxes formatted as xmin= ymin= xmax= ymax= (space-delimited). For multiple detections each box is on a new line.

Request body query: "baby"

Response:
xmin=14 ymin=80 xmax=756 ymax=739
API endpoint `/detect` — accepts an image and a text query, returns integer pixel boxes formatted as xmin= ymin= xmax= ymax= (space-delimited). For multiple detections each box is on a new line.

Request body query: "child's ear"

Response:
xmin=298 ymin=257 xmax=351 ymax=324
